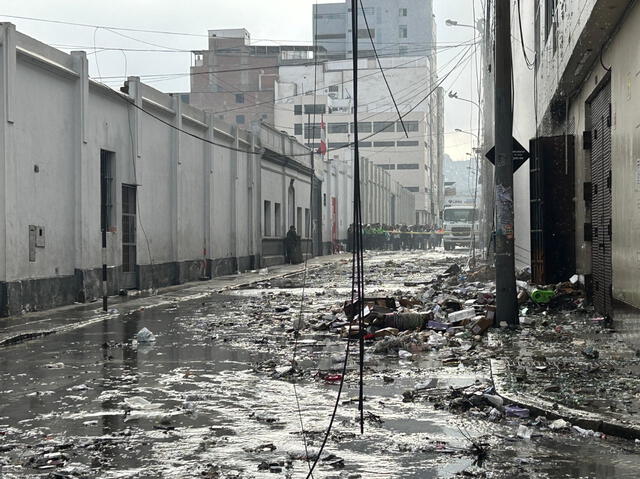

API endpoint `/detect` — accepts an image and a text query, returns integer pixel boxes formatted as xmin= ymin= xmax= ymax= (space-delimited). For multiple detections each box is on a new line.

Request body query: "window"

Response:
xmin=100 ymin=150 xmax=115 ymax=232
xmin=328 ymin=85 xmax=339 ymax=93
xmin=397 ymin=140 xmax=419 ymax=147
xmin=304 ymin=123 xmax=322 ymax=139
xmin=379 ymin=164 xmax=395 ymax=170
xmin=316 ymin=13 xmax=343 ymax=20
xmin=399 ymin=121 xmax=419 ymax=132
xmin=355 ymin=6 xmax=375 ymax=15
xmin=399 ymin=46 xmax=408 ymax=56
xmin=274 ymin=203 xmax=282 ymax=236
xmin=397 ymin=163 xmax=419 ymax=170
xmin=261 ymin=114 xmax=268 ymax=120
xmin=306 ymin=142 xmax=320 ymax=149
xmin=328 ymin=122 xmax=348 ymax=134
xmin=358 ymin=141 xmax=372 ymax=148
xmin=330 ymin=142 xmax=350 ymax=149
xmin=374 ymin=141 xmax=395 ymax=147
xmin=351 ymin=122 xmax=372 ymax=133
xmin=294 ymin=123 xmax=303 ymax=135
xmin=399 ymin=8 xmax=408 ymax=17
xmin=316 ymin=33 xmax=347 ymax=40
xmin=235 ymin=93 xmax=244 ymax=104
xmin=373 ymin=121 xmax=395 ymax=133
xmin=358 ymin=29 xmax=374 ymax=39
xmin=406 ymin=186 xmax=420 ymax=192
xmin=399 ymin=25 xmax=408 ymax=39
xmin=264 ymin=201 xmax=272 ymax=236
xmin=305 ymin=208 xmax=310 ymax=237
xmin=304 ymin=104 xmax=326 ymax=115
xmin=235 ymin=114 xmax=245 ymax=124
xmin=294 ymin=104 xmax=302 ymax=115
xmin=297 ymin=207 xmax=303 ymax=236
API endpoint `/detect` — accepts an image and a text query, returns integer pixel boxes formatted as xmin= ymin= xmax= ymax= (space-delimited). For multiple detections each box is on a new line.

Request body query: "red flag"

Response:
xmin=317 ymin=114 xmax=327 ymax=155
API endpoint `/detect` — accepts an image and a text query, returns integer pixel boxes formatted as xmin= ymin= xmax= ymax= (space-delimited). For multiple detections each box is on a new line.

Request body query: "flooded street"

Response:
xmin=1 ymin=250 xmax=640 ymax=478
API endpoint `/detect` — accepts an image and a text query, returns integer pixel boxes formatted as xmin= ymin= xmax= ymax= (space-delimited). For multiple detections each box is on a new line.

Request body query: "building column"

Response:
xmin=171 ymin=96 xmax=181 ymax=278
xmin=249 ymin=132 xmax=262 ymax=266
xmin=204 ymin=112 xmax=214 ymax=277
xmin=71 ymin=50 xmax=89 ymax=299
xmin=0 ymin=23 xmax=16 ymax=312
xmin=231 ymin=127 xmax=238 ymax=267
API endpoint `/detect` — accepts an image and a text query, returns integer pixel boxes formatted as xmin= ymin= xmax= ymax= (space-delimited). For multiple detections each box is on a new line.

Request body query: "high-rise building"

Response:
xmin=313 ymin=0 xmax=434 ymax=60
xmin=275 ymin=55 xmax=443 ymax=225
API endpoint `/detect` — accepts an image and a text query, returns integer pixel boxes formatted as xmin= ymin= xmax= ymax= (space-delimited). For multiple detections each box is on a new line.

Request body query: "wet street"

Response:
xmin=1 ymin=250 xmax=640 ymax=478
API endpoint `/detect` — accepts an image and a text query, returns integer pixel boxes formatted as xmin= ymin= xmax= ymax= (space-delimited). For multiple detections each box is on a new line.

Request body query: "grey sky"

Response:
xmin=1 ymin=0 xmax=482 ymax=159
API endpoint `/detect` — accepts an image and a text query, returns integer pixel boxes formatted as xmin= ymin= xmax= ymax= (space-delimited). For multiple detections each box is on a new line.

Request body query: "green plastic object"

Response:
xmin=531 ymin=289 xmax=555 ymax=303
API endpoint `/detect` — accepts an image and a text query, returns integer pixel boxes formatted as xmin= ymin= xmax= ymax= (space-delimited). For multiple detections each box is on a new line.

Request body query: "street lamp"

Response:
xmin=445 ymin=18 xmax=483 ymax=33
xmin=449 ymin=92 xmax=481 ymax=111
xmin=455 ymin=128 xmax=480 ymax=139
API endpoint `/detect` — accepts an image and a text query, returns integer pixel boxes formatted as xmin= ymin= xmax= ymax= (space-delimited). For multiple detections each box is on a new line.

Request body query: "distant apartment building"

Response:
xmin=313 ymin=0 xmax=434 ymax=60
xmin=186 ymin=18 xmax=443 ymax=224
xmin=187 ymin=29 xmax=326 ymax=128
xmin=275 ymin=56 xmax=444 ymax=225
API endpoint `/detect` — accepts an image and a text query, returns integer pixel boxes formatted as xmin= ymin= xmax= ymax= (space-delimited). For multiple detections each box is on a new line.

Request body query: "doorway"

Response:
xmin=121 ymin=184 xmax=138 ymax=289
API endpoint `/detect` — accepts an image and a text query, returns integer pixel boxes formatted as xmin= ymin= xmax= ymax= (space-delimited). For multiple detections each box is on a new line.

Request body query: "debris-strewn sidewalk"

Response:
xmin=328 ymin=255 xmax=640 ymax=441
xmin=0 ymin=254 xmax=351 ymax=347
xmin=488 ymin=299 xmax=640 ymax=439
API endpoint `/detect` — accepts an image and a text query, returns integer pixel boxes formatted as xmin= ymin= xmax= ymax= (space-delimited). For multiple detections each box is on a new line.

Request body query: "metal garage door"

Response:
xmin=590 ymin=81 xmax=612 ymax=315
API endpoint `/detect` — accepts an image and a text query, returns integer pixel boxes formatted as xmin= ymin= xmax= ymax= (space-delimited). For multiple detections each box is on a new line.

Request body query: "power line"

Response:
xmin=92 ymin=41 xmax=474 ymax=81
xmin=1 ymin=12 xmax=476 ymax=48
xmin=108 ymin=40 xmax=474 ymax=161
xmin=516 ymin=0 xmax=535 ymax=70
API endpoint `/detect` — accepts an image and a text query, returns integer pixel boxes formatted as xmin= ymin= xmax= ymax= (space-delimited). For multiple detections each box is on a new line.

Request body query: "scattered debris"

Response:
xmin=136 ymin=327 xmax=156 ymax=343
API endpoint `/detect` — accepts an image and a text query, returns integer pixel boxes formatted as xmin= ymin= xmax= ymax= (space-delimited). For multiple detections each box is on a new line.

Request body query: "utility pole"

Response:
xmin=480 ymin=13 xmax=495 ymax=261
xmin=494 ymin=0 xmax=518 ymax=326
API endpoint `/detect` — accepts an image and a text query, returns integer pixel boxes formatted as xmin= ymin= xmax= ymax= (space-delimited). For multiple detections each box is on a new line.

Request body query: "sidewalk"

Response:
xmin=488 ymin=310 xmax=640 ymax=439
xmin=0 ymin=254 xmax=351 ymax=347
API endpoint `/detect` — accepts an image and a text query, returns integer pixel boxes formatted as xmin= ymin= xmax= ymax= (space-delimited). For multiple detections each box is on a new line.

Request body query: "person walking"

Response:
xmin=284 ymin=225 xmax=299 ymax=264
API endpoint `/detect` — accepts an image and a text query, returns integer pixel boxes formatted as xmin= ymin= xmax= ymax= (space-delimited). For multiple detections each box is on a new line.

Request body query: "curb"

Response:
xmin=0 ymin=256 xmax=349 ymax=348
xmin=490 ymin=358 xmax=640 ymax=440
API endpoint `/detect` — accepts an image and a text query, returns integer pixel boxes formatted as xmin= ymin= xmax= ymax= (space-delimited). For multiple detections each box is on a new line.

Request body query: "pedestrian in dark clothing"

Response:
xmin=285 ymin=226 xmax=299 ymax=264
xmin=347 ymin=224 xmax=354 ymax=252
xmin=400 ymin=224 xmax=410 ymax=250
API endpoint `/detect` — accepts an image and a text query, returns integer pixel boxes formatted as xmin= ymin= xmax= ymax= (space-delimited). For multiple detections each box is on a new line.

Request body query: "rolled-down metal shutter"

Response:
xmin=590 ymin=81 xmax=612 ymax=316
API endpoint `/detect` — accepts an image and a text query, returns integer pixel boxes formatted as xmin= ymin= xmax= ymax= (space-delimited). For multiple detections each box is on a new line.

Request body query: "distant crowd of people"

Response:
xmin=346 ymin=223 xmax=444 ymax=252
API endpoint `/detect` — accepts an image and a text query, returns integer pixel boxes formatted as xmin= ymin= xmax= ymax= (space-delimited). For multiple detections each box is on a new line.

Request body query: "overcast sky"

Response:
xmin=1 ymin=0 xmax=482 ymax=160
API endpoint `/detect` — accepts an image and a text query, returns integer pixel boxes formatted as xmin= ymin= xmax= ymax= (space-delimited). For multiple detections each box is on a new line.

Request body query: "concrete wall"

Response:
xmin=508 ymin=0 xmax=640 ymax=308
xmin=566 ymin=0 xmax=640 ymax=309
xmin=0 ymin=24 xmax=315 ymax=316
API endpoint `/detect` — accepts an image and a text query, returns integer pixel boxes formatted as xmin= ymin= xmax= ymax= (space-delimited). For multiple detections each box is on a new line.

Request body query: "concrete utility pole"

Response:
xmin=494 ymin=0 xmax=518 ymax=326
xmin=480 ymin=13 xmax=495 ymax=261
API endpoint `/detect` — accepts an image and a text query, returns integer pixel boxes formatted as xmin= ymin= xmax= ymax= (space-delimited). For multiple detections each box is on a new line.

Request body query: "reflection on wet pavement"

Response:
xmin=1 ymin=251 xmax=639 ymax=478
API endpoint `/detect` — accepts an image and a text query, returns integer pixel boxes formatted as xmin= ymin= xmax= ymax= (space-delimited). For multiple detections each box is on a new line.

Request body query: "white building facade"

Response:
xmin=313 ymin=0 xmax=434 ymax=60
xmin=275 ymin=56 xmax=443 ymax=225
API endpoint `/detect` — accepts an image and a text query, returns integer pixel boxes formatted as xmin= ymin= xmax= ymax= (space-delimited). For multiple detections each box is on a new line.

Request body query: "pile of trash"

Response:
xmin=314 ymin=261 xmax=498 ymax=357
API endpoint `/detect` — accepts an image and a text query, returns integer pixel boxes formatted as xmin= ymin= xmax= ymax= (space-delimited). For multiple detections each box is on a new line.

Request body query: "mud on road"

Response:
xmin=1 ymin=250 xmax=639 ymax=478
